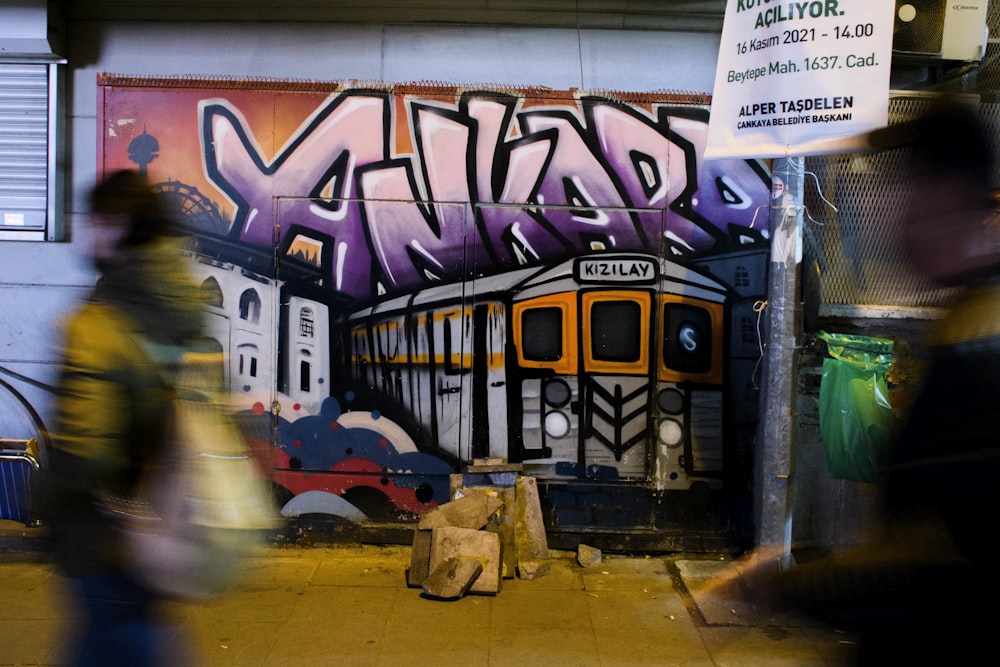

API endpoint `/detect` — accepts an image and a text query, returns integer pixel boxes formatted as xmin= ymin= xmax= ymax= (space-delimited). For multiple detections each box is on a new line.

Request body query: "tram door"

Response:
xmin=579 ymin=288 xmax=654 ymax=480
xmin=576 ymin=276 xmax=727 ymax=485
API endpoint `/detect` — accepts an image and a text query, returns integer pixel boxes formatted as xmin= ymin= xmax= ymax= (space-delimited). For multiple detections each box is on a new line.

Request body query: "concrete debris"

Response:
xmin=514 ymin=475 xmax=549 ymax=563
xmin=417 ymin=487 xmax=504 ymax=531
xmin=421 ymin=556 xmax=483 ymax=600
xmin=409 ymin=463 xmax=551 ymax=600
xmin=483 ymin=485 xmax=517 ymax=578
xmin=406 ymin=528 xmax=433 ymax=588
xmin=428 ymin=525 xmax=501 ymax=594
xmin=516 ymin=559 xmax=551 ymax=580
xmin=578 ymin=544 xmax=602 ymax=568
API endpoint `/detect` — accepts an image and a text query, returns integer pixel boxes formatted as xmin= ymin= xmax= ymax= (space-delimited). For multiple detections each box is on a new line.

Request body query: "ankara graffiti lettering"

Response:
xmin=194 ymin=89 xmax=768 ymax=300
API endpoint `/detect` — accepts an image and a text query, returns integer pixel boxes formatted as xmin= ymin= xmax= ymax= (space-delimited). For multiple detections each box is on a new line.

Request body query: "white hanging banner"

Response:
xmin=705 ymin=0 xmax=896 ymax=160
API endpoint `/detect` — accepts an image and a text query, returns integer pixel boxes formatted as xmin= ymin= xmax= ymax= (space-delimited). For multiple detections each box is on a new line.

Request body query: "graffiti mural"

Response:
xmin=98 ymin=77 xmax=771 ymax=542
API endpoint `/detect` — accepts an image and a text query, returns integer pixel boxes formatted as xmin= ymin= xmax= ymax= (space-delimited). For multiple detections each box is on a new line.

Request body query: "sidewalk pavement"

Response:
xmin=0 ymin=525 xmax=859 ymax=667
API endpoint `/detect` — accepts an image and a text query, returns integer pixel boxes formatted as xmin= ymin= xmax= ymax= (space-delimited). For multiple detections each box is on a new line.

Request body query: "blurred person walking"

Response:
xmin=867 ymin=97 xmax=1000 ymax=663
xmin=774 ymin=97 xmax=1000 ymax=665
xmin=38 ymin=170 xmax=204 ymax=666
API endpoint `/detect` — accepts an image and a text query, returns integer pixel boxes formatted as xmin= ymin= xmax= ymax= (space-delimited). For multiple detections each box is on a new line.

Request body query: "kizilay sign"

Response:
xmin=705 ymin=0 xmax=895 ymax=159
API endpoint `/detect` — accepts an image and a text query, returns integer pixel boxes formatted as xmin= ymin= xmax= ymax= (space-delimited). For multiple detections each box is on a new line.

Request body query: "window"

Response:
xmin=513 ymin=293 xmax=575 ymax=375
xmin=0 ymin=63 xmax=62 ymax=241
xmin=581 ymin=292 xmax=649 ymax=374
xmin=300 ymin=357 xmax=311 ymax=392
xmin=200 ymin=277 xmax=223 ymax=307
xmin=442 ymin=315 xmax=461 ymax=374
xmin=521 ymin=307 xmax=563 ymax=362
xmin=591 ymin=301 xmax=642 ymax=363
xmin=238 ymin=343 xmax=259 ymax=378
xmin=239 ymin=289 xmax=261 ymax=324
xmin=662 ymin=304 xmax=712 ymax=374
xmin=299 ymin=307 xmax=314 ymax=337
xmin=657 ymin=295 xmax=723 ymax=384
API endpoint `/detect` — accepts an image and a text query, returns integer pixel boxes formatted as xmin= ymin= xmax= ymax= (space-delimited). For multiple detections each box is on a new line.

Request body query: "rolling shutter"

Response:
xmin=0 ymin=62 xmax=60 ymax=241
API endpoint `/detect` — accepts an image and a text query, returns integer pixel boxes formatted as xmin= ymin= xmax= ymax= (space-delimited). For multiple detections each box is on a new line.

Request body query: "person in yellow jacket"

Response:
xmin=40 ymin=170 xmax=204 ymax=667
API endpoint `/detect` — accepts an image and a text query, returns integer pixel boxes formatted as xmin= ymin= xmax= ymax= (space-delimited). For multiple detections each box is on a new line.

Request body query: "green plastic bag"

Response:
xmin=816 ymin=331 xmax=895 ymax=483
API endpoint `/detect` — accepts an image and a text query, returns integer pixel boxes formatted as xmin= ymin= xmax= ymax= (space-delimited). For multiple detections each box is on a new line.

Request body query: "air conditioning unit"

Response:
xmin=893 ymin=0 xmax=989 ymax=62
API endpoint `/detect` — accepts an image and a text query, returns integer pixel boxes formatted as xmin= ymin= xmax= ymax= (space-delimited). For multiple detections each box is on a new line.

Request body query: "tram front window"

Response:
xmin=663 ymin=304 xmax=712 ymax=373
xmin=522 ymin=307 xmax=563 ymax=362
xmin=591 ymin=301 xmax=641 ymax=363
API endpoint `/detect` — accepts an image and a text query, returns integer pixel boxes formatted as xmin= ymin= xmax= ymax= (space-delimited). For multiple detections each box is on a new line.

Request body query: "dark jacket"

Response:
xmin=886 ymin=276 xmax=1000 ymax=567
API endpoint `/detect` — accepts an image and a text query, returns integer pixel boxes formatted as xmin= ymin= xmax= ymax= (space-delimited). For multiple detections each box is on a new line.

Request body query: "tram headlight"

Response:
xmin=658 ymin=418 xmax=683 ymax=448
xmin=544 ymin=410 xmax=571 ymax=439
xmin=543 ymin=379 xmax=571 ymax=407
xmin=657 ymin=388 xmax=684 ymax=414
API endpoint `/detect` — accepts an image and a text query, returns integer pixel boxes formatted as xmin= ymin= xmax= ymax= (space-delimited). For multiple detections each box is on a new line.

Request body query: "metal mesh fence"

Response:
xmin=801 ymin=96 xmax=1000 ymax=312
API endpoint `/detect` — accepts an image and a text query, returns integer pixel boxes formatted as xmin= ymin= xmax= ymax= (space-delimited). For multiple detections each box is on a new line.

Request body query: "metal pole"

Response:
xmin=754 ymin=155 xmax=804 ymax=568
